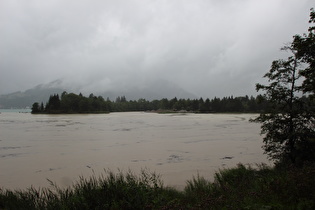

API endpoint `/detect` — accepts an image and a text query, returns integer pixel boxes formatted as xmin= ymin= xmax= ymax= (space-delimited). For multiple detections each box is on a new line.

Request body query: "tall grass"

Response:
xmin=1 ymin=164 xmax=315 ymax=209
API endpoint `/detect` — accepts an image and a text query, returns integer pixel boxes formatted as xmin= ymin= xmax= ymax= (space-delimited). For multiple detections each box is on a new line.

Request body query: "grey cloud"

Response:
xmin=0 ymin=0 xmax=314 ymax=98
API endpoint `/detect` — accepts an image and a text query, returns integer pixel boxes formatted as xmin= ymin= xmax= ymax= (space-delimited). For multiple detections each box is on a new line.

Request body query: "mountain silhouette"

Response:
xmin=0 ymin=79 xmax=196 ymax=108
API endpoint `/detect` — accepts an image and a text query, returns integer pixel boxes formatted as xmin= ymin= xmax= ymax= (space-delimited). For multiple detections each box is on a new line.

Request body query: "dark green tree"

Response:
xmin=40 ymin=102 xmax=44 ymax=112
xmin=46 ymin=94 xmax=61 ymax=112
xmin=252 ymin=10 xmax=315 ymax=165
xmin=169 ymin=97 xmax=178 ymax=110
xmin=211 ymin=97 xmax=221 ymax=112
xmin=79 ymin=98 xmax=89 ymax=112
xmin=293 ymin=8 xmax=315 ymax=96
xmin=159 ymin=98 xmax=169 ymax=110
xmin=31 ymin=102 xmax=40 ymax=113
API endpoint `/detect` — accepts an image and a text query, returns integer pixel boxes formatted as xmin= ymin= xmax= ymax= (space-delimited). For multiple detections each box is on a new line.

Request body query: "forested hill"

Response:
xmin=0 ymin=79 xmax=197 ymax=109
xmin=31 ymin=91 xmax=268 ymax=114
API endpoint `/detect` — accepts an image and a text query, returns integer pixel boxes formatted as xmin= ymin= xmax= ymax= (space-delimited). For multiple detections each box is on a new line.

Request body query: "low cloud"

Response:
xmin=0 ymin=0 xmax=313 ymax=98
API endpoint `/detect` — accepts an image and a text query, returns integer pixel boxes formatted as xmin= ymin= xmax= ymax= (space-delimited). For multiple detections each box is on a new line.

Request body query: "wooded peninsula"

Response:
xmin=31 ymin=91 xmax=271 ymax=114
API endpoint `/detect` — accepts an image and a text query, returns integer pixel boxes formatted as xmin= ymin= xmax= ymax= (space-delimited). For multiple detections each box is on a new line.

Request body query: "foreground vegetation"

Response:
xmin=1 ymin=164 xmax=315 ymax=209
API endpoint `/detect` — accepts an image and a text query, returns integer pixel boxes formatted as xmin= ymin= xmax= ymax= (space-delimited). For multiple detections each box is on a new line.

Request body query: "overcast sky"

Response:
xmin=0 ymin=0 xmax=314 ymax=98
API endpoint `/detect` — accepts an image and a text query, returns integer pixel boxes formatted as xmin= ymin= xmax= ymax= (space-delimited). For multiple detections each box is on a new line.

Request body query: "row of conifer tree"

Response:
xmin=31 ymin=91 xmax=272 ymax=114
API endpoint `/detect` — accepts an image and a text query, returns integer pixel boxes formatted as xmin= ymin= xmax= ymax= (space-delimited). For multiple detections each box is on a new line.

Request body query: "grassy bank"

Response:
xmin=1 ymin=164 xmax=315 ymax=209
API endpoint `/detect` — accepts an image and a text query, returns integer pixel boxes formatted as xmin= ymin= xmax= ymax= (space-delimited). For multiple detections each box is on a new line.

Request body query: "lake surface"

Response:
xmin=0 ymin=111 xmax=269 ymax=190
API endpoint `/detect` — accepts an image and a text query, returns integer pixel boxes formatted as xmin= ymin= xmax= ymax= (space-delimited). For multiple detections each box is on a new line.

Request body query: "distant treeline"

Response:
xmin=111 ymin=95 xmax=268 ymax=113
xmin=31 ymin=91 xmax=270 ymax=114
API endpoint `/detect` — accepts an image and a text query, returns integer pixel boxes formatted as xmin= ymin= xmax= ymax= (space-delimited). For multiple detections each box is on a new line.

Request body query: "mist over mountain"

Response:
xmin=0 ymin=79 xmax=196 ymax=108
xmin=0 ymin=82 xmax=64 ymax=109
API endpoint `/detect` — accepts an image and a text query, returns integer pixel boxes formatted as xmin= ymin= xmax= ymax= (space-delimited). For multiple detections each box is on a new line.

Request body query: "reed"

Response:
xmin=1 ymin=164 xmax=315 ymax=209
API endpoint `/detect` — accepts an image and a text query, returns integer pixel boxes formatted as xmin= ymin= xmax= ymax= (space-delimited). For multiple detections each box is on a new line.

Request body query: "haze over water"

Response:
xmin=0 ymin=111 xmax=269 ymax=190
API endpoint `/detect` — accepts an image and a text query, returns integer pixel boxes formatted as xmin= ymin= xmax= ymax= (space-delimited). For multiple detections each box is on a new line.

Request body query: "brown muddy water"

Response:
xmin=0 ymin=111 xmax=270 ymax=190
